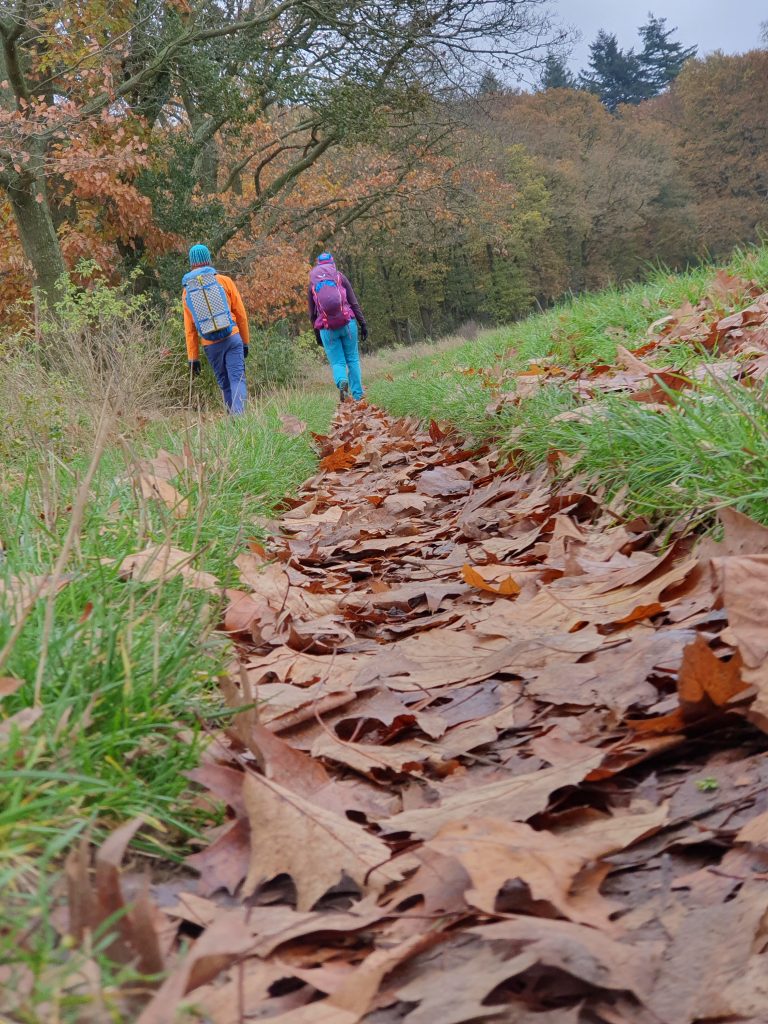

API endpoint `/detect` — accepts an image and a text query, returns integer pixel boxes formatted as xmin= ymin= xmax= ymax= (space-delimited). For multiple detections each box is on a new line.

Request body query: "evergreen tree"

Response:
xmin=477 ymin=70 xmax=507 ymax=96
xmin=579 ymin=31 xmax=645 ymax=112
xmin=638 ymin=14 xmax=697 ymax=96
xmin=539 ymin=51 xmax=575 ymax=90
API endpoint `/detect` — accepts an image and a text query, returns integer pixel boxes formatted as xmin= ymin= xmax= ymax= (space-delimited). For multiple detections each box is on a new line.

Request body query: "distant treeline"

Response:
xmin=344 ymin=47 xmax=768 ymax=345
xmin=0 ymin=2 xmax=764 ymax=347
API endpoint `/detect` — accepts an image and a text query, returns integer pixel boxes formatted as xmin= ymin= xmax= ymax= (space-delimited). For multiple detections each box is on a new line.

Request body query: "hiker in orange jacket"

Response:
xmin=182 ymin=244 xmax=250 ymax=415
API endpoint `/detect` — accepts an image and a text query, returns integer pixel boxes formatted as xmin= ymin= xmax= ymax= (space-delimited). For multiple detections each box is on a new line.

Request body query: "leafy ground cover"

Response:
xmin=39 ymin=396 xmax=768 ymax=1023
xmin=0 ymin=393 xmax=335 ymax=1002
xmin=5 ymin=245 xmax=768 ymax=1021
xmin=369 ymin=245 xmax=768 ymax=526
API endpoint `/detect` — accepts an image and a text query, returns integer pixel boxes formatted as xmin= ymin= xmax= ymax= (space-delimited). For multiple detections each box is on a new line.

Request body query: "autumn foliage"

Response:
xmin=0 ymin=0 xmax=766 ymax=343
xmin=58 ymin=291 xmax=768 ymax=1016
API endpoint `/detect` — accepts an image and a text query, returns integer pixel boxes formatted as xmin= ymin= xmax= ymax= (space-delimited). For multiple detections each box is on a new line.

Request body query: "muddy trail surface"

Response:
xmin=81 ymin=399 xmax=768 ymax=1024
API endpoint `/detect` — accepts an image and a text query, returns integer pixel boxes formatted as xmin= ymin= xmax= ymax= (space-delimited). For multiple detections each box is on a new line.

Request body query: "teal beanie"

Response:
xmin=189 ymin=244 xmax=211 ymax=267
xmin=316 ymin=252 xmax=334 ymax=264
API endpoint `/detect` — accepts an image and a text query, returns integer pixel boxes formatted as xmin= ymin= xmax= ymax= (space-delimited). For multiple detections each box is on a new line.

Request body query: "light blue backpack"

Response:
xmin=182 ymin=266 xmax=235 ymax=341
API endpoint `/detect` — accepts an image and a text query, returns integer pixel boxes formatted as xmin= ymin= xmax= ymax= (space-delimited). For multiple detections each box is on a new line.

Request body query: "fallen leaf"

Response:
xmin=380 ymin=752 xmax=601 ymax=838
xmin=166 ymin=893 xmax=384 ymax=956
xmin=136 ymin=915 xmax=257 ymax=1024
xmin=263 ymin=933 xmax=440 ymax=1023
xmin=461 ymin=563 xmax=521 ymax=597
xmin=119 ymin=544 xmax=219 ymax=590
xmin=0 ymin=677 xmax=23 ymax=698
xmin=0 ymin=706 xmax=42 ymax=741
xmin=428 ymin=817 xmax=617 ymax=927
xmin=643 ymin=882 xmax=768 ymax=1024
xmin=395 ymin=942 xmax=536 ymax=1024
xmin=417 ymin=466 xmax=473 ymax=497
xmin=0 ymin=574 xmax=71 ymax=626
xmin=469 ymin=917 xmax=662 ymax=1001
xmin=241 ymin=772 xmax=402 ymax=910
xmin=676 ymin=634 xmax=747 ymax=709
xmin=137 ymin=473 xmax=189 ymax=518
xmin=320 ymin=443 xmax=362 ymax=472
xmin=736 ymin=809 xmax=768 ymax=846
xmin=279 ymin=414 xmax=308 ymax=436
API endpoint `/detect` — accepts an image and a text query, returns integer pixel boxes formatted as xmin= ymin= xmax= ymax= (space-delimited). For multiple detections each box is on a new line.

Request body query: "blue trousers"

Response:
xmin=204 ymin=332 xmax=246 ymax=415
xmin=320 ymin=319 xmax=364 ymax=400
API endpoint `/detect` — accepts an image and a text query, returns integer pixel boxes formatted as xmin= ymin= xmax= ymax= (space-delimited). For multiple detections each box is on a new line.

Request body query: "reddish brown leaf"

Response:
xmin=677 ymin=635 xmax=747 ymax=708
xmin=320 ymin=443 xmax=362 ymax=472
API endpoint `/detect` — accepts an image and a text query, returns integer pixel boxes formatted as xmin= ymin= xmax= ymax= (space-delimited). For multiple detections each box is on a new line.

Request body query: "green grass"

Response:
xmin=0 ymin=390 xmax=334 ymax=1017
xmin=5 ymin=241 xmax=768 ymax=1019
xmin=369 ymin=244 xmax=768 ymax=527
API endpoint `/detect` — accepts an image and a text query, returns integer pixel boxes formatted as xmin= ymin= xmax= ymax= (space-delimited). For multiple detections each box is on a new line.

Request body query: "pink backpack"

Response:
xmin=310 ymin=255 xmax=353 ymax=330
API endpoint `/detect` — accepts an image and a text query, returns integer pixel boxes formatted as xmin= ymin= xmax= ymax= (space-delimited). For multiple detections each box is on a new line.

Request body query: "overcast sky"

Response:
xmin=558 ymin=0 xmax=765 ymax=71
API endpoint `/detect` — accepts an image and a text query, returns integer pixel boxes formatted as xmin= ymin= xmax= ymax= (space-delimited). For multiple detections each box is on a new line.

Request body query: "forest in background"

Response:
xmin=0 ymin=1 xmax=766 ymax=347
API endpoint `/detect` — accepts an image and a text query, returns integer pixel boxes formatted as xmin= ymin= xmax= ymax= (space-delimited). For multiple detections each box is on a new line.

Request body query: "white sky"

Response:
xmin=557 ymin=0 xmax=764 ymax=71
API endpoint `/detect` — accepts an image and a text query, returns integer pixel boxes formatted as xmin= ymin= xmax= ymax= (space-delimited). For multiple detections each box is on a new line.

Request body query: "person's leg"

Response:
xmin=203 ymin=338 xmax=232 ymax=410
xmin=340 ymin=319 xmax=364 ymax=400
xmin=320 ymin=327 xmax=349 ymax=394
xmin=223 ymin=333 xmax=246 ymax=415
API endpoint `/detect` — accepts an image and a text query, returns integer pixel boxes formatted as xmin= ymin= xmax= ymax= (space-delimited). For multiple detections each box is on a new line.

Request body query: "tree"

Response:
xmin=637 ymin=14 xmax=696 ymax=97
xmin=539 ymin=51 xmax=575 ymax=90
xmin=0 ymin=0 xmax=564 ymax=313
xmin=579 ymin=31 xmax=645 ymax=111
xmin=481 ymin=89 xmax=693 ymax=295
xmin=657 ymin=51 xmax=768 ymax=255
xmin=477 ymin=70 xmax=508 ymax=96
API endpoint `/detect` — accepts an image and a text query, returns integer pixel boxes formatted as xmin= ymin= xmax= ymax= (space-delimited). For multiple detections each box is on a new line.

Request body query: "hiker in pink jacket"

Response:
xmin=308 ymin=252 xmax=368 ymax=403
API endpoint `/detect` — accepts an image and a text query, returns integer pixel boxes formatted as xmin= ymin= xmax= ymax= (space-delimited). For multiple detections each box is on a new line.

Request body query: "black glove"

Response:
xmin=243 ymin=344 xmax=249 ymax=359
xmin=360 ymin=323 xmax=368 ymax=342
xmin=314 ymin=329 xmax=323 ymax=346
xmin=189 ymin=359 xmax=201 ymax=377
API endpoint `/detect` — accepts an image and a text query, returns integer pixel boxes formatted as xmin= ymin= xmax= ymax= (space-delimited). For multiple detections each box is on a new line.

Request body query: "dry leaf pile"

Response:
xmin=65 ymin=381 xmax=768 ymax=1024
xmin=481 ymin=269 xmax=768 ymax=419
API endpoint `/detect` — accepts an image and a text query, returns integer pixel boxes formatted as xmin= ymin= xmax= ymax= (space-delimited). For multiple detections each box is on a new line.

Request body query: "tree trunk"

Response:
xmin=8 ymin=170 xmax=67 ymax=311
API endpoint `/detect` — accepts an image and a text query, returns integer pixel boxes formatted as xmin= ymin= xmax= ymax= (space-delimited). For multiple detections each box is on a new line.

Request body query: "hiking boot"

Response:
xmin=338 ymin=381 xmax=350 ymax=404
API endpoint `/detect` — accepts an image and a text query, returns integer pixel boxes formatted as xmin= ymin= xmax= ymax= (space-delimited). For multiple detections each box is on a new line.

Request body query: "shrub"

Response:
xmin=0 ymin=265 xmax=189 ymax=467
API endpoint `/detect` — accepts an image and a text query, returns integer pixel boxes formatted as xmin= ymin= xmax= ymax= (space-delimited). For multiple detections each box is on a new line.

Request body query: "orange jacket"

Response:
xmin=183 ymin=273 xmax=250 ymax=361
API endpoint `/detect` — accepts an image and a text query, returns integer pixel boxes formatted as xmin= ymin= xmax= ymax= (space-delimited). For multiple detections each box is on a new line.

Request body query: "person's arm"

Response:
xmin=221 ymin=276 xmax=250 ymax=346
xmin=183 ymin=292 xmax=200 ymax=361
xmin=340 ymin=273 xmax=367 ymax=334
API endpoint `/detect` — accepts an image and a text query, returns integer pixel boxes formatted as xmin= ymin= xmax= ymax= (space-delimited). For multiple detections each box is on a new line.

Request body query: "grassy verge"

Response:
xmin=0 ymin=391 xmax=334 ymax=1014
xmin=369 ymin=245 xmax=768 ymax=527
